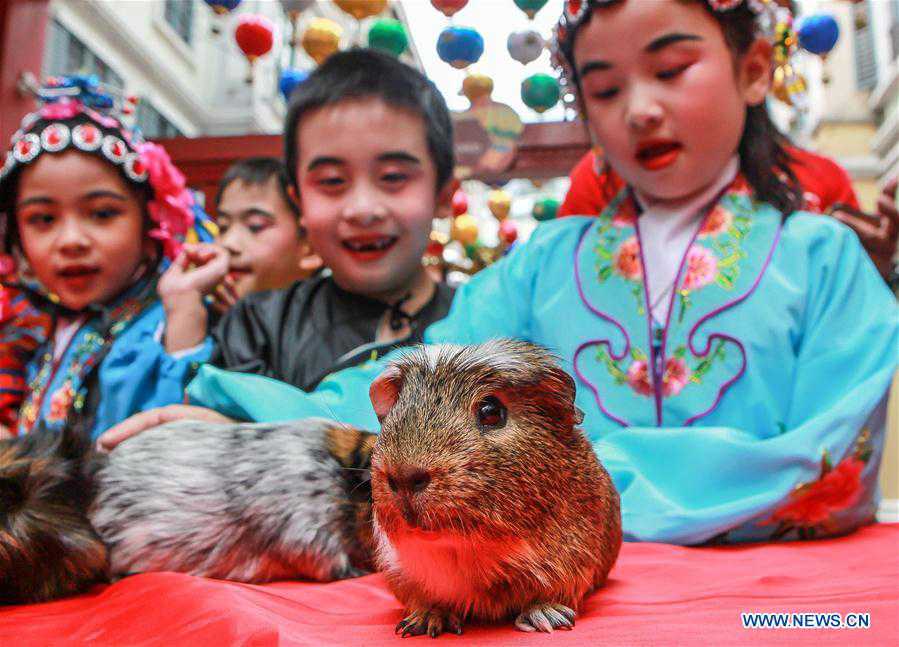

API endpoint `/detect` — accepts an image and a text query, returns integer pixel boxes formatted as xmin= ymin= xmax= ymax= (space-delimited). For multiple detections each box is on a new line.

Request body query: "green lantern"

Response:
xmin=532 ymin=197 xmax=559 ymax=222
xmin=521 ymin=73 xmax=560 ymax=114
xmin=368 ymin=19 xmax=408 ymax=57
xmin=513 ymin=0 xmax=549 ymax=19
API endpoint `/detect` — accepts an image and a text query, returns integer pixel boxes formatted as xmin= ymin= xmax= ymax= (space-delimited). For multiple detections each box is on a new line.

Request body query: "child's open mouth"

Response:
xmin=56 ymin=265 xmax=101 ymax=290
xmin=636 ymin=140 xmax=683 ymax=171
xmin=342 ymin=236 xmax=398 ymax=260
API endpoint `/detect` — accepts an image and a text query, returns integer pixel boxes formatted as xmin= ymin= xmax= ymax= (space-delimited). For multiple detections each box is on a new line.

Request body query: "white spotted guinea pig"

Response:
xmin=368 ymin=339 xmax=622 ymax=637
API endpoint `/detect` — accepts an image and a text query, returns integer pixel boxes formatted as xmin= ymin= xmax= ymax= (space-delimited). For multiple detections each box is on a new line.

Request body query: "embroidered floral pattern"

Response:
xmin=613 ymin=236 xmax=642 ymax=280
xmin=47 ymin=382 xmax=75 ymax=422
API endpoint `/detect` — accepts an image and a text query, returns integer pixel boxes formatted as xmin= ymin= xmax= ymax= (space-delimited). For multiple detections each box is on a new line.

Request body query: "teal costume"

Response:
xmin=189 ymin=180 xmax=898 ymax=544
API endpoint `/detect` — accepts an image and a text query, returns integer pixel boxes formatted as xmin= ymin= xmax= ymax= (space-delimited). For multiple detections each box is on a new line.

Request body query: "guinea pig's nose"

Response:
xmin=386 ymin=466 xmax=431 ymax=494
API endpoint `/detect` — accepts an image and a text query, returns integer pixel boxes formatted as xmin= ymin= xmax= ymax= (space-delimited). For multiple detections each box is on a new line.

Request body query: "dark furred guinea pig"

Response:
xmin=369 ymin=339 xmax=622 ymax=637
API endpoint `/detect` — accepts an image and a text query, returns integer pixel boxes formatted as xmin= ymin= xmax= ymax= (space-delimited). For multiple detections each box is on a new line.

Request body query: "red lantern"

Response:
xmin=431 ymin=0 xmax=468 ymax=18
xmin=235 ymin=14 xmax=275 ymax=83
xmin=451 ymin=189 xmax=468 ymax=217
xmin=499 ymin=219 xmax=518 ymax=245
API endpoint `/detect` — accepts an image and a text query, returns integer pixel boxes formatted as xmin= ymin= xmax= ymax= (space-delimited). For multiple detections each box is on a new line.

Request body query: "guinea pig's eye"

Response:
xmin=476 ymin=396 xmax=507 ymax=430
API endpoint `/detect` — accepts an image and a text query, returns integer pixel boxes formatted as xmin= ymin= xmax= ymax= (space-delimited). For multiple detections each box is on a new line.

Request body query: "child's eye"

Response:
xmin=25 ymin=213 xmax=55 ymax=228
xmin=591 ymin=88 xmax=619 ymax=101
xmin=381 ymin=172 xmax=408 ymax=185
xmin=317 ymin=176 xmax=345 ymax=187
xmin=91 ymin=208 xmax=121 ymax=220
xmin=657 ymin=65 xmax=689 ymax=80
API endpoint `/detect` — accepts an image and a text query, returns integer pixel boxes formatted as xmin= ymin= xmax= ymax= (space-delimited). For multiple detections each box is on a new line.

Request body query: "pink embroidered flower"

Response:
xmin=626 ymin=360 xmax=653 ymax=396
xmin=48 ymin=383 xmax=75 ymax=422
xmin=699 ymin=205 xmax=733 ymax=238
xmin=0 ymin=254 xmax=15 ymax=276
xmin=39 ymin=99 xmax=82 ymax=121
xmin=802 ymin=191 xmax=823 ymax=213
xmin=661 ymin=357 xmax=691 ymax=396
xmin=613 ymin=236 xmax=642 ymax=280
xmin=766 ymin=457 xmax=865 ymax=526
xmin=681 ymin=245 xmax=718 ymax=291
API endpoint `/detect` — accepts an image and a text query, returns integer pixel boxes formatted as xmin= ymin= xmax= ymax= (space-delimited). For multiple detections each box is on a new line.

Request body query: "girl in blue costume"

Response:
xmin=0 ymin=76 xmax=219 ymax=440
xmin=188 ymin=0 xmax=898 ymax=544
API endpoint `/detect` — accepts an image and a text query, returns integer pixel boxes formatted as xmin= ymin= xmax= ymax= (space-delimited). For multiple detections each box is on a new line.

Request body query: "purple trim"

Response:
xmin=683 ymin=220 xmax=784 ymax=425
xmin=572 ymin=220 xmax=631 ymax=427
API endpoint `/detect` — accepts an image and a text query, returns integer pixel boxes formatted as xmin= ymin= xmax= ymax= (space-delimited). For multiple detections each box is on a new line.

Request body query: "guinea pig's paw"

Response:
xmin=396 ymin=608 xmax=463 ymax=638
xmin=514 ymin=603 xmax=576 ymax=633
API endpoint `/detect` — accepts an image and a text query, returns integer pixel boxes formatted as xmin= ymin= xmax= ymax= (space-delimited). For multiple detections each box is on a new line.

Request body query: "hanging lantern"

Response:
xmin=797 ymin=14 xmax=840 ymax=56
xmin=279 ymin=68 xmax=309 ymax=103
xmin=302 ymin=18 xmax=342 ymax=65
xmin=507 ymin=29 xmax=544 ymax=66
xmin=451 ymin=214 xmax=479 ymax=246
xmin=499 ymin=219 xmax=518 ymax=246
xmin=532 ymin=197 xmax=559 ymax=222
xmin=368 ymin=19 xmax=408 ymax=57
xmin=513 ymin=0 xmax=549 ymax=20
xmin=431 ymin=0 xmax=468 ymax=18
xmin=451 ymin=189 xmax=468 ymax=217
xmin=204 ymin=0 xmax=242 ymax=34
xmin=235 ymin=15 xmax=276 ymax=84
xmin=521 ymin=73 xmax=560 ymax=114
xmin=487 ymin=189 xmax=512 ymax=221
xmin=280 ymin=0 xmax=316 ymax=46
xmin=334 ymin=0 xmax=387 ymax=21
xmin=437 ymin=26 xmax=484 ymax=69
xmin=461 ymin=73 xmax=493 ymax=103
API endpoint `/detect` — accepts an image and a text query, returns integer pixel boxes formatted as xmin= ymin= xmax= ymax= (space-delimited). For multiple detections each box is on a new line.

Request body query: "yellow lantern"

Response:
xmin=302 ymin=18 xmax=342 ymax=65
xmin=487 ymin=189 xmax=512 ymax=221
xmin=451 ymin=214 xmax=479 ymax=246
xmin=462 ymin=73 xmax=494 ymax=104
xmin=334 ymin=0 xmax=387 ymax=20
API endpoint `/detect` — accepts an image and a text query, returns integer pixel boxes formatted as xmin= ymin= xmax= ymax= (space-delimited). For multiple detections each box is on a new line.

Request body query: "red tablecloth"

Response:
xmin=2 ymin=524 xmax=896 ymax=646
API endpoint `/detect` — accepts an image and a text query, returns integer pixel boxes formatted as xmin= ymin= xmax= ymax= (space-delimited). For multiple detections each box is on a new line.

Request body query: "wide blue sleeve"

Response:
xmin=595 ymin=221 xmax=898 ymax=544
xmin=186 ymin=223 xmax=560 ymax=425
xmin=92 ymin=303 xmax=213 ymax=438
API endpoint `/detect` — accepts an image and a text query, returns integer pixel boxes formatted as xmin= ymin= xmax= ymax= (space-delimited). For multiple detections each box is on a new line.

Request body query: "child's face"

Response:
xmin=294 ymin=99 xmax=451 ymax=301
xmin=217 ymin=177 xmax=307 ymax=296
xmin=15 ymin=150 xmax=150 ymax=311
xmin=574 ymin=0 xmax=770 ymax=203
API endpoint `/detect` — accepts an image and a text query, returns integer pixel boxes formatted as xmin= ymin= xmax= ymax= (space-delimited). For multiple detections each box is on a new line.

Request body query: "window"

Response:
xmin=890 ymin=0 xmax=899 ymax=60
xmin=853 ymin=1 xmax=877 ymax=90
xmin=43 ymin=19 xmax=123 ymax=88
xmin=136 ymin=102 xmax=183 ymax=139
xmin=165 ymin=0 xmax=194 ymax=45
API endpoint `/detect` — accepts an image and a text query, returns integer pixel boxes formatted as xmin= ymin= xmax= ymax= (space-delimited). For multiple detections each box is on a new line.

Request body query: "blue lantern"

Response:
xmin=204 ymin=0 xmax=242 ymax=15
xmin=797 ymin=14 xmax=840 ymax=56
xmin=279 ymin=69 xmax=309 ymax=103
xmin=437 ymin=26 xmax=484 ymax=69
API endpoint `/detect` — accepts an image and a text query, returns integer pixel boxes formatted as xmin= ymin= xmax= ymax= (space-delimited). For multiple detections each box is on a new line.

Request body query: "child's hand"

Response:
xmin=96 ymin=405 xmax=235 ymax=453
xmin=158 ymin=243 xmax=229 ymax=353
xmin=830 ymin=175 xmax=898 ymax=281
xmin=211 ymin=273 xmax=241 ymax=315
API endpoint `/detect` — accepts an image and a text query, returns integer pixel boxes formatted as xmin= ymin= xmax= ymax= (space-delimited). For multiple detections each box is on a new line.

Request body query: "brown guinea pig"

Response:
xmin=368 ymin=339 xmax=622 ymax=637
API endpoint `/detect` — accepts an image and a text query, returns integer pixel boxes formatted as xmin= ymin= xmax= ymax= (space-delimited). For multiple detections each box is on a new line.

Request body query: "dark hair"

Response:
xmin=215 ymin=156 xmax=299 ymax=218
xmin=284 ymin=48 xmax=454 ymax=193
xmin=558 ymin=0 xmax=802 ymax=216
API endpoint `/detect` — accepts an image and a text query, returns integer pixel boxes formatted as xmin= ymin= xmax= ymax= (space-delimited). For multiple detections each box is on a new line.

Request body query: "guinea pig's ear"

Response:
xmin=540 ymin=367 xmax=584 ymax=428
xmin=370 ymin=365 xmax=403 ymax=422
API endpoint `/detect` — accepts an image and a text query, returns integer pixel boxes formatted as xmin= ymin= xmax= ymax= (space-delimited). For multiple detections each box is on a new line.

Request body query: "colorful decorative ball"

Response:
xmin=204 ymin=0 xmax=242 ymax=16
xmin=451 ymin=190 xmax=468 ymax=217
xmin=279 ymin=0 xmax=315 ymax=17
xmin=235 ymin=14 xmax=275 ymax=61
xmin=487 ymin=189 xmax=512 ymax=221
xmin=797 ymin=14 xmax=840 ymax=55
xmin=513 ymin=0 xmax=549 ymax=19
xmin=499 ymin=219 xmax=518 ymax=245
xmin=437 ymin=26 xmax=484 ymax=69
xmin=302 ymin=18 xmax=342 ymax=65
xmin=368 ymin=19 xmax=408 ymax=57
xmin=507 ymin=29 xmax=544 ymax=65
xmin=532 ymin=197 xmax=559 ymax=222
xmin=461 ymin=73 xmax=494 ymax=103
xmin=279 ymin=69 xmax=309 ymax=102
xmin=521 ymin=73 xmax=560 ymax=114
xmin=451 ymin=213 xmax=479 ymax=246
xmin=431 ymin=0 xmax=468 ymax=18
xmin=334 ymin=0 xmax=387 ymax=21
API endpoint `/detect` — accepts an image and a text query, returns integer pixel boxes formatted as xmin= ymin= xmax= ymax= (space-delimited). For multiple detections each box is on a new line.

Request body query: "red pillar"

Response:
xmin=0 ymin=0 xmax=50 ymax=145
